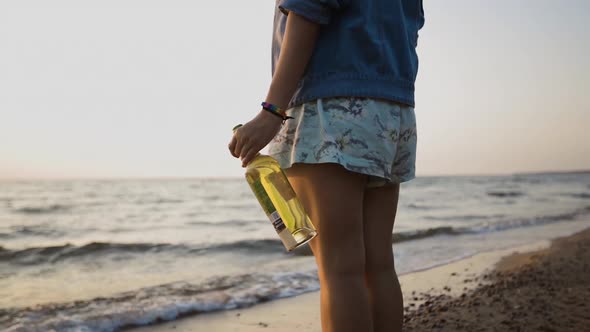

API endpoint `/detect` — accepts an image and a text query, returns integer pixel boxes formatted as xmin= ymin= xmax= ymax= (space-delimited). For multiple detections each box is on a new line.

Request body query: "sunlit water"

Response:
xmin=1 ymin=172 xmax=589 ymax=331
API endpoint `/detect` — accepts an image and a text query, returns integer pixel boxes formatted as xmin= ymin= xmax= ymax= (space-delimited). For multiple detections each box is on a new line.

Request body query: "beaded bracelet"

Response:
xmin=261 ymin=102 xmax=294 ymax=124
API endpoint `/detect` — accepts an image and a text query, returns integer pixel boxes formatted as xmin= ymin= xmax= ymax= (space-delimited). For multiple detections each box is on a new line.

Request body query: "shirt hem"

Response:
xmin=290 ymin=77 xmax=416 ymax=108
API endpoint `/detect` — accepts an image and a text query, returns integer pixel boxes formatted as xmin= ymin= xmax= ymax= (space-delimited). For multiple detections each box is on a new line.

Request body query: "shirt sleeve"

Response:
xmin=278 ymin=0 xmax=347 ymax=25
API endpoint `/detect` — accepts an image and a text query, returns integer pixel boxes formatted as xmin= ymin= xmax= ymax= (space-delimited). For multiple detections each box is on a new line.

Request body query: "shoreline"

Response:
xmin=402 ymin=227 xmax=590 ymax=331
xmin=126 ymin=227 xmax=590 ymax=332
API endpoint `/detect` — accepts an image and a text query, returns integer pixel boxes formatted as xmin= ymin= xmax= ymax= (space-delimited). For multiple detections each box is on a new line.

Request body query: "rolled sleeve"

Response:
xmin=278 ymin=0 xmax=345 ymax=25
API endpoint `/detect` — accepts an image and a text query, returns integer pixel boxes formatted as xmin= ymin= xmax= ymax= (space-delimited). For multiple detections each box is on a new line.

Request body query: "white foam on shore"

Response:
xmin=126 ymin=228 xmax=589 ymax=332
xmin=3 ymin=271 xmax=320 ymax=332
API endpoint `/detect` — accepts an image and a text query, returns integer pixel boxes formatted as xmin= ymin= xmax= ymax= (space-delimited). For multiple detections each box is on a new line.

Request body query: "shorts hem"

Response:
xmin=271 ymin=153 xmax=415 ymax=186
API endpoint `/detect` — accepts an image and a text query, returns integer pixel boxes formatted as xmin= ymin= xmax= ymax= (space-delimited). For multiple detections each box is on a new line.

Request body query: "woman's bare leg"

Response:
xmin=363 ymin=183 xmax=403 ymax=332
xmin=285 ymin=163 xmax=373 ymax=332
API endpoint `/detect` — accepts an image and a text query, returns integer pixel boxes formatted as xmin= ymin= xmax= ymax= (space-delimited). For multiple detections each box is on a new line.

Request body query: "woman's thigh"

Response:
xmin=285 ymin=162 xmax=368 ymax=275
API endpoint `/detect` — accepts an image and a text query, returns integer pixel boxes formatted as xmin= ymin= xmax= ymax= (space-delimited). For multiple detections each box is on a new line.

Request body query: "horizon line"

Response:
xmin=0 ymin=169 xmax=588 ymax=182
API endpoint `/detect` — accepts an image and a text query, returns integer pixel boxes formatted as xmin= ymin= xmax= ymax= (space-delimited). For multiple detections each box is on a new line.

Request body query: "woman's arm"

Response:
xmin=265 ymin=12 xmax=320 ymax=111
xmin=229 ymin=13 xmax=320 ymax=167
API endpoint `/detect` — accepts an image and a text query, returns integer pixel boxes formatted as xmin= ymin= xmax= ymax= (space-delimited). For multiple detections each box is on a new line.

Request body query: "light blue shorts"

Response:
xmin=268 ymin=97 xmax=417 ymax=187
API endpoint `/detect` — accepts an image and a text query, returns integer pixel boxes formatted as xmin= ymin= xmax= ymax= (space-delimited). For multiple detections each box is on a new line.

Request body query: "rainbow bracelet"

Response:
xmin=261 ymin=102 xmax=294 ymax=123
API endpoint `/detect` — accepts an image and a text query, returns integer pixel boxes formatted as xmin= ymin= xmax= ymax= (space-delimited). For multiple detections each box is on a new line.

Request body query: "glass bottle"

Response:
xmin=245 ymin=154 xmax=317 ymax=251
xmin=233 ymin=125 xmax=318 ymax=251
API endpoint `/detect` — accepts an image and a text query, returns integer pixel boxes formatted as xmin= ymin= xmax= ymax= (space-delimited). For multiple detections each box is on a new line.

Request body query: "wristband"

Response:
xmin=261 ymin=102 xmax=294 ymax=124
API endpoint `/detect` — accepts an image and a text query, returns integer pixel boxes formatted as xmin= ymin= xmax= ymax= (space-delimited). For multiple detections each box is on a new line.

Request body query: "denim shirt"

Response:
xmin=273 ymin=0 xmax=425 ymax=108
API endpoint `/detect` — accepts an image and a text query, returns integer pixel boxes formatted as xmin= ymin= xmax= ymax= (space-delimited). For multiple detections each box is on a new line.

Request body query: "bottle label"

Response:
xmin=269 ymin=211 xmax=287 ymax=233
xmin=250 ymin=178 xmax=285 ymax=234
xmin=251 ymin=178 xmax=276 ymax=215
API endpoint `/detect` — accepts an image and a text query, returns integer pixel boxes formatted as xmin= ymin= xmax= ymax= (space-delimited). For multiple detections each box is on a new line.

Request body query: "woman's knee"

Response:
xmin=315 ymin=243 xmax=366 ymax=278
xmin=364 ymin=249 xmax=395 ymax=279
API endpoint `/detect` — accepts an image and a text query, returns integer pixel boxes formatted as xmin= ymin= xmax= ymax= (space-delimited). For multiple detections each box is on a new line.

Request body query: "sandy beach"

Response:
xmin=403 ymin=227 xmax=590 ymax=331
xmin=127 ymin=226 xmax=590 ymax=332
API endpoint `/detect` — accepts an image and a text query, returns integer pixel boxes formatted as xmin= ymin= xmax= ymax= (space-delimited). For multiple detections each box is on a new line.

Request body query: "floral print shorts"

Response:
xmin=268 ymin=97 xmax=417 ymax=187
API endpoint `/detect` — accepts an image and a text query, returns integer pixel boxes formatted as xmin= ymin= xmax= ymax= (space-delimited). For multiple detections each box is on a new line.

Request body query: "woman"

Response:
xmin=229 ymin=1 xmax=424 ymax=331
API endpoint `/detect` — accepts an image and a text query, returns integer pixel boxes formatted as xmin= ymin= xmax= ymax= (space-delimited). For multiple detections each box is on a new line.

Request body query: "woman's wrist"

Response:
xmin=257 ymin=108 xmax=284 ymax=125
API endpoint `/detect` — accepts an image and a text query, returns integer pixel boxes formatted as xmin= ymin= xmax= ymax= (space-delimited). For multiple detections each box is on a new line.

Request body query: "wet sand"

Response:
xmin=403 ymin=228 xmax=590 ymax=331
xmin=128 ymin=227 xmax=590 ymax=332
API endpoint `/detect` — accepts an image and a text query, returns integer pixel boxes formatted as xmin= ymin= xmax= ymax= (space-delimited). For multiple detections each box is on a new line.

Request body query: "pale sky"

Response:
xmin=0 ymin=0 xmax=588 ymax=179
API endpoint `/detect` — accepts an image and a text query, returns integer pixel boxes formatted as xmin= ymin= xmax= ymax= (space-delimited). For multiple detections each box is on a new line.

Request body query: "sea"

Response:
xmin=1 ymin=172 xmax=589 ymax=331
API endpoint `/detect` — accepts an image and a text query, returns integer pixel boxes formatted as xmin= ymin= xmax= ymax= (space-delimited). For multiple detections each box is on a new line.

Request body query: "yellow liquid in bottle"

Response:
xmin=245 ymin=155 xmax=317 ymax=251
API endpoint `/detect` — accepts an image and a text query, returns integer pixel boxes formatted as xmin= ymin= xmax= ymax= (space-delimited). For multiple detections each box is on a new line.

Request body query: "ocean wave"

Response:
xmin=392 ymin=227 xmax=461 ymax=243
xmin=1 ymin=230 xmax=475 ymax=265
xmin=201 ymin=195 xmax=222 ymax=201
xmin=134 ymin=198 xmax=184 ymax=205
xmin=486 ymin=191 xmax=525 ymax=198
xmin=424 ymin=214 xmax=504 ymax=222
xmin=510 ymin=176 xmax=542 ymax=184
xmin=0 ymin=239 xmax=287 ymax=266
xmin=0 ymin=225 xmax=65 ymax=240
xmin=469 ymin=206 xmax=590 ymax=233
xmin=12 ymin=204 xmax=71 ymax=215
xmin=394 ymin=205 xmax=590 ymax=242
xmin=561 ymin=192 xmax=590 ymax=199
xmin=4 ymin=205 xmax=590 ymax=266
xmin=186 ymin=219 xmax=253 ymax=227
xmin=396 ymin=205 xmax=590 ymax=243
xmin=2 ymin=271 xmax=320 ymax=332
xmin=263 ymin=206 xmax=589 ymax=255
xmin=406 ymin=203 xmax=449 ymax=210
xmin=190 ymin=238 xmax=285 ymax=254
xmin=0 ymin=242 xmax=181 ymax=265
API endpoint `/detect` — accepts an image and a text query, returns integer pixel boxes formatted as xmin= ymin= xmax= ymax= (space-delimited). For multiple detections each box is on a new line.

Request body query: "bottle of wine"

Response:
xmin=244 ymin=154 xmax=317 ymax=251
xmin=233 ymin=123 xmax=317 ymax=251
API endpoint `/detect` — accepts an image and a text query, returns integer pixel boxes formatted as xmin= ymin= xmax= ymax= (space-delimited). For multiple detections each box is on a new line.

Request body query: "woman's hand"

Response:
xmin=228 ymin=110 xmax=283 ymax=167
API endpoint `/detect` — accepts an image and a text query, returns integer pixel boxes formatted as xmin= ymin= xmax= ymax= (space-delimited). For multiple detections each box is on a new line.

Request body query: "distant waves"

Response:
xmin=3 ymin=204 xmax=589 ymax=266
